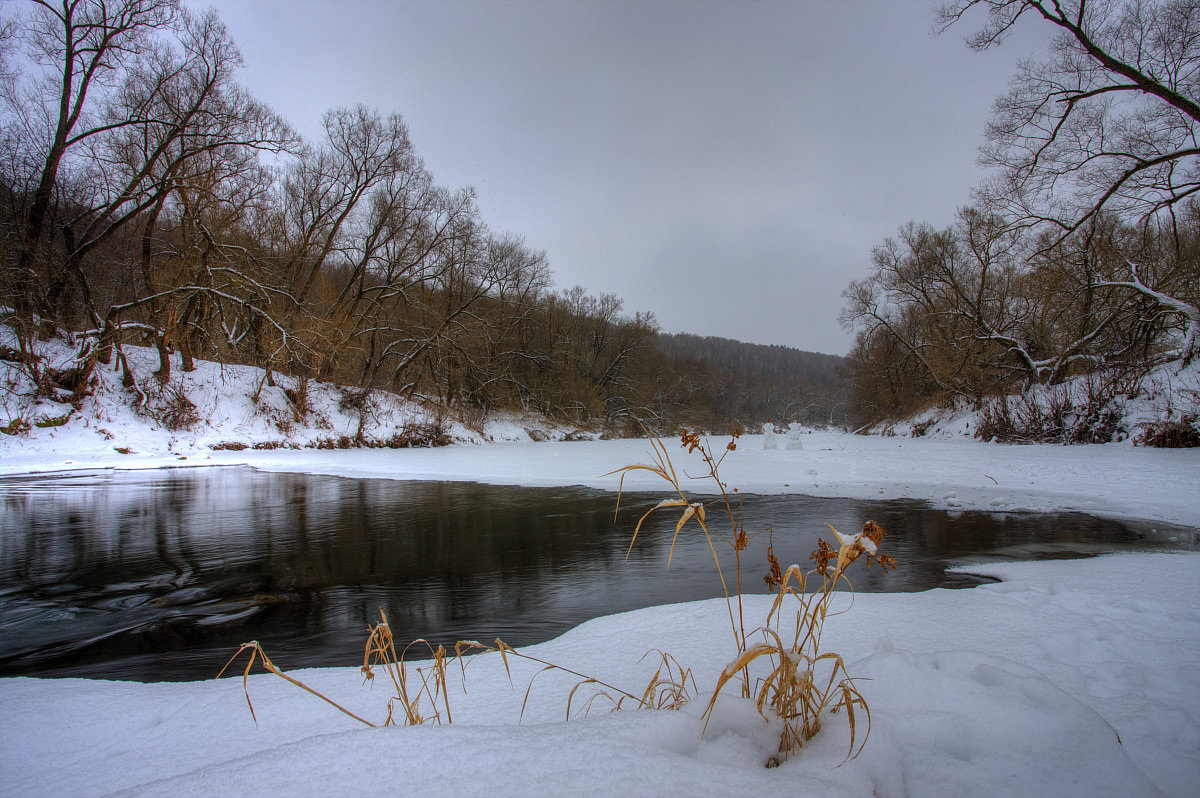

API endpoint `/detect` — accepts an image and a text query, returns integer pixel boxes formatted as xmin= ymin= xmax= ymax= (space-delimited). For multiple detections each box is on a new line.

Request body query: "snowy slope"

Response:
xmin=873 ymin=359 xmax=1200 ymax=444
xmin=0 ymin=326 xmax=594 ymax=458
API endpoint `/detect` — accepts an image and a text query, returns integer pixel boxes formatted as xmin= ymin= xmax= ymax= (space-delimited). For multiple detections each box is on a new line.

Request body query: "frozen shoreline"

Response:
xmin=3 ymin=431 xmax=1198 ymax=529
xmin=2 ymin=434 xmax=1198 ymax=796
xmin=5 ymin=330 xmax=1196 ymax=531
xmin=1 ymin=552 xmax=1197 ymax=798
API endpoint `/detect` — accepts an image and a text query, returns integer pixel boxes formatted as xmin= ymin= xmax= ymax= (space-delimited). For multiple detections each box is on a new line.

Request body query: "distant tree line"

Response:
xmin=655 ymin=333 xmax=847 ymax=427
xmin=0 ymin=0 xmax=836 ymax=433
xmin=840 ymin=0 xmax=1199 ymax=426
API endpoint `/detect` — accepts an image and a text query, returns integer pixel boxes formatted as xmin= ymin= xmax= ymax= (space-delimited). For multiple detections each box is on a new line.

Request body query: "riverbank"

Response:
xmin=3 ymin=431 xmax=1198 ymax=530
xmin=1 ymin=551 xmax=1197 ymax=797
xmin=4 ymin=343 xmax=1199 ymax=795
xmin=0 ymin=326 xmax=605 ymax=456
xmin=5 ymin=325 xmax=1198 ymax=530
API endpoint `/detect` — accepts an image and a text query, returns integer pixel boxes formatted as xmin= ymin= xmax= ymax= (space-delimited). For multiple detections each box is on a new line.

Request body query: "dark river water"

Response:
xmin=1 ymin=466 xmax=1194 ymax=681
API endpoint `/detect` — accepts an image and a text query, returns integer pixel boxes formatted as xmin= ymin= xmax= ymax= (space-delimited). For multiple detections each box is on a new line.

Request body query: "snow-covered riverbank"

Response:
xmin=4 ymin=328 xmax=1198 ymax=530
xmin=4 ymin=431 xmax=1198 ymax=530
xmin=4 ymin=346 xmax=1200 ymax=796
xmin=1 ymin=552 xmax=1196 ymax=798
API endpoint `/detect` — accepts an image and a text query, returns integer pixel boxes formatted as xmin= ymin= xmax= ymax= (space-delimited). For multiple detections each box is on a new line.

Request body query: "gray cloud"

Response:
xmin=205 ymin=0 xmax=1048 ymax=354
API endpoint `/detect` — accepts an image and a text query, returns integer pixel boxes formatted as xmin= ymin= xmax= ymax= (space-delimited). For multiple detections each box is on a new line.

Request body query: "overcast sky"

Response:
xmin=203 ymin=0 xmax=1048 ymax=356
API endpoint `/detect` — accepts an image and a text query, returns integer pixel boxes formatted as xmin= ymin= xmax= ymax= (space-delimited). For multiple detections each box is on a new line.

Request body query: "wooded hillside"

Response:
xmin=655 ymin=333 xmax=846 ymax=427
xmin=0 ymin=0 xmax=842 ymax=436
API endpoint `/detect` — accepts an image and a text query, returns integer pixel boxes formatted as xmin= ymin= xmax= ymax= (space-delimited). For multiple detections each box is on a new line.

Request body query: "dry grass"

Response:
xmin=709 ymin=522 xmax=893 ymax=765
xmin=33 ymin=412 xmax=71 ymax=428
xmin=614 ymin=427 xmax=893 ymax=764
xmin=220 ymin=609 xmax=691 ymax=729
xmin=612 ymin=426 xmax=768 ymax=689
xmin=219 ymin=425 xmax=891 ymax=768
xmin=0 ymin=416 xmax=30 ymax=435
xmin=218 ymin=640 xmax=376 ymax=728
xmin=360 ymin=611 xmax=456 ymax=725
xmin=1140 ymin=416 xmax=1200 ymax=447
xmin=146 ymin=382 xmax=200 ymax=430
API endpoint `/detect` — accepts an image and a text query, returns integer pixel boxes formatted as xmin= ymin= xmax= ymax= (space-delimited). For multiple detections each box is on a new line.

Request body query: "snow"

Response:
xmin=1 ymin=553 xmax=1196 ymax=797
xmin=876 ymin=358 xmax=1200 ymax=445
xmin=2 ymin=332 xmax=1199 ymax=796
xmin=4 ymin=432 xmax=1196 ymax=530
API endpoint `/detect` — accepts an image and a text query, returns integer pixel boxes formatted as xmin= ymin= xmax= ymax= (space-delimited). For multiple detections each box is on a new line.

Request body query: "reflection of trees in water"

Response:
xmin=0 ymin=470 xmax=1171 ymax=604
xmin=0 ymin=469 xmax=1189 ymax=680
xmin=246 ymin=478 xmax=651 ymax=592
xmin=0 ymin=470 xmax=659 ymax=641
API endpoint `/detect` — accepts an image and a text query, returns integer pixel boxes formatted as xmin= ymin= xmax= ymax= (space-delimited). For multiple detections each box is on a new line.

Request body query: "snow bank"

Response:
xmin=876 ymin=359 xmax=1200 ymax=445
xmin=3 ymin=430 xmax=1194 ymax=530
xmin=1 ymin=552 xmax=1196 ymax=797
xmin=0 ymin=328 xmax=596 ymax=458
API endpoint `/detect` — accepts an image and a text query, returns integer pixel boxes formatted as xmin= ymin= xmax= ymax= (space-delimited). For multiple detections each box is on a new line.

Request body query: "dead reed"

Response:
xmin=614 ymin=428 xmax=894 ymax=763
xmin=713 ymin=522 xmax=893 ymax=764
xmin=220 ymin=425 xmax=891 ymax=767
xmin=219 ymin=609 xmax=688 ymax=729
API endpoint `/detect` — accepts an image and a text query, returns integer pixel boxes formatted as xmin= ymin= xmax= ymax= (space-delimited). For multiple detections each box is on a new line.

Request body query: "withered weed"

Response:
xmin=220 ymin=425 xmax=892 ymax=767
xmin=615 ymin=428 xmax=893 ymax=764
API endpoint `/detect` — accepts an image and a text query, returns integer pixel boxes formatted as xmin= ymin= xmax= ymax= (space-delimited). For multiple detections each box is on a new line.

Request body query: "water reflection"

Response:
xmin=0 ymin=467 xmax=1193 ymax=681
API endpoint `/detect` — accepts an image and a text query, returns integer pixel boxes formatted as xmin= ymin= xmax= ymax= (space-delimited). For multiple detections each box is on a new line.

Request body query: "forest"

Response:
xmin=840 ymin=0 xmax=1200 ymax=430
xmin=0 ymin=0 xmax=840 ymax=435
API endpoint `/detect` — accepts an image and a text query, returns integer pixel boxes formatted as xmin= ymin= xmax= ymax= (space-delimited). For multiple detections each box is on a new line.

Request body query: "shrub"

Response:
xmin=451 ymin=403 xmax=488 ymax=435
xmin=0 ymin=417 xmax=30 ymax=436
xmin=137 ymin=381 xmax=201 ymax=431
xmin=975 ymin=387 xmax=1125 ymax=444
xmin=911 ymin=418 xmax=935 ymax=437
xmin=338 ymin=387 xmax=373 ymax=414
xmin=1140 ymin=417 xmax=1200 ymax=448
xmin=313 ymin=435 xmax=355 ymax=450
xmin=975 ymin=396 xmax=1018 ymax=443
xmin=34 ymin=413 xmax=71 ymax=428
xmin=381 ymin=418 xmax=451 ymax=448
xmin=0 ymin=346 xmax=40 ymax=366
xmin=283 ymin=377 xmax=311 ymax=422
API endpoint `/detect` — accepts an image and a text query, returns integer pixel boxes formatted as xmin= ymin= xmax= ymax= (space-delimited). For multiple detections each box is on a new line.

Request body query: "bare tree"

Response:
xmin=279 ymin=106 xmax=416 ymax=304
xmin=426 ymin=233 xmax=551 ymax=409
xmin=1 ymin=1 xmax=295 ymax=400
xmin=938 ymin=0 xmax=1200 ymax=362
xmin=88 ymin=8 xmax=295 ymax=379
xmin=939 ymin=0 xmax=1199 ymax=233
xmin=2 ymin=0 xmax=178 ymax=319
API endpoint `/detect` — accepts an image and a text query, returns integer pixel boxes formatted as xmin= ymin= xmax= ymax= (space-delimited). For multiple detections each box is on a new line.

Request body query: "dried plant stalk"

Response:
xmin=616 ymin=427 xmax=893 ymax=763
xmin=220 ymin=424 xmax=891 ymax=768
